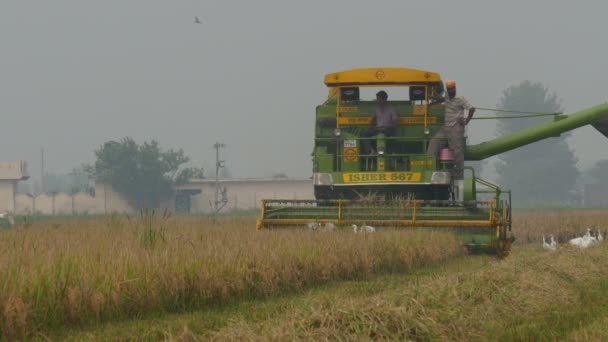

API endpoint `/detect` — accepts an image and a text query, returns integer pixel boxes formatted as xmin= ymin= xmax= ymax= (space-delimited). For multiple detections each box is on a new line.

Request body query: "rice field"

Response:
xmin=0 ymin=212 xmax=462 ymax=339
xmin=0 ymin=209 xmax=607 ymax=340
xmin=511 ymin=209 xmax=607 ymax=243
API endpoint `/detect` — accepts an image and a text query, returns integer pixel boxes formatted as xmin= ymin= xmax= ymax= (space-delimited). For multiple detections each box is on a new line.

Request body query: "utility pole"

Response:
xmin=213 ymin=142 xmax=228 ymax=212
xmin=40 ymin=148 xmax=45 ymax=194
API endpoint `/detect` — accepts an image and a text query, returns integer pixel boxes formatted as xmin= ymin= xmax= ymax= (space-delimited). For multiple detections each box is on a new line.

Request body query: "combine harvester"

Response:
xmin=257 ymin=67 xmax=608 ymax=257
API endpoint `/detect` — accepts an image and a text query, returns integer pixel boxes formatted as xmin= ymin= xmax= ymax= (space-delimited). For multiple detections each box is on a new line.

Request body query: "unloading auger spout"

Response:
xmin=465 ymin=104 xmax=608 ymax=160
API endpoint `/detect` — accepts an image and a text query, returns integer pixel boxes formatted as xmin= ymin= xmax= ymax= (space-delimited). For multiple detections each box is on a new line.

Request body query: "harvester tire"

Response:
xmin=496 ymin=237 xmax=514 ymax=259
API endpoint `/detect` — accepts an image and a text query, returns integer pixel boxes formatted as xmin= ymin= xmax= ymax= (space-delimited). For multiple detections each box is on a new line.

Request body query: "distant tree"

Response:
xmin=67 ymin=167 xmax=92 ymax=194
xmin=272 ymin=173 xmax=288 ymax=179
xmin=85 ymin=137 xmax=190 ymax=208
xmin=494 ymin=81 xmax=579 ymax=205
xmin=174 ymin=166 xmax=205 ymax=184
xmin=586 ymin=159 xmax=608 ymax=185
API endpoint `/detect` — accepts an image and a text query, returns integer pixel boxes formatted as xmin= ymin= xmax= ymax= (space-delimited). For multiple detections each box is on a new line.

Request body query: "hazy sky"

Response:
xmin=2 ymin=1 xmax=607 ymax=179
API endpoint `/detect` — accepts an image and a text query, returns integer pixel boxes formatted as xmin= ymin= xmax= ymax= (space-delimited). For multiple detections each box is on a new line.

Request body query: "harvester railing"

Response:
xmin=473 ymin=175 xmax=512 ymax=233
xmin=257 ymin=198 xmax=502 ymax=229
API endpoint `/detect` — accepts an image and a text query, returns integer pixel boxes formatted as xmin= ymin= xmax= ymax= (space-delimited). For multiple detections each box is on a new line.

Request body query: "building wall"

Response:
xmin=7 ymin=178 xmax=313 ymax=215
xmin=181 ymin=178 xmax=314 ymax=213
xmin=15 ymin=193 xmax=34 ymax=214
xmin=73 ymin=192 xmax=99 ymax=214
xmin=0 ymin=161 xmax=29 ymax=213
xmin=13 ymin=183 xmax=134 ymax=215
xmin=53 ymin=193 xmax=74 ymax=215
xmin=0 ymin=161 xmax=28 ymax=180
xmin=34 ymin=193 xmax=53 ymax=214
xmin=0 ymin=181 xmax=16 ymax=212
xmin=95 ymin=183 xmax=134 ymax=214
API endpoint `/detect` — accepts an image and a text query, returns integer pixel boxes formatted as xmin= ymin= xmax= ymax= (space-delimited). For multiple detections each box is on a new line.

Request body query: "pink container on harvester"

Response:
xmin=439 ymin=148 xmax=455 ymax=161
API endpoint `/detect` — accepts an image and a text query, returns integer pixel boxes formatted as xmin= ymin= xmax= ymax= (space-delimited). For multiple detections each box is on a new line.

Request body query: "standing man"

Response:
xmin=361 ymin=90 xmax=399 ymax=154
xmin=427 ymin=80 xmax=475 ymax=179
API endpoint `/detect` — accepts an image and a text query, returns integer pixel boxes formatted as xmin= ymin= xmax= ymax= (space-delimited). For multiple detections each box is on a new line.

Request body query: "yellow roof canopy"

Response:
xmin=324 ymin=67 xmax=442 ymax=87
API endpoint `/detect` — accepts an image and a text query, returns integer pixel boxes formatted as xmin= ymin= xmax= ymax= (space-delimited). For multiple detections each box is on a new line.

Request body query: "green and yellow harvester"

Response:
xmin=257 ymin=67 xmax=608 ymax=257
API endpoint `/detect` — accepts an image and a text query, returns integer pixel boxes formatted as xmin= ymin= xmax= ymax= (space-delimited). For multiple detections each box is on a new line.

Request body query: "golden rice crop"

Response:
xmin=511 ymin=209 xmax=608 ymax=244
xmin=0 ymin=213 xmax=463 ymax=339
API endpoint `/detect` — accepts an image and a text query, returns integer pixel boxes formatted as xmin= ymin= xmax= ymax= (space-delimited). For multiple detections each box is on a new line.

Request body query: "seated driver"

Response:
xmin=361 ymin=90 xmax=399 ymax=154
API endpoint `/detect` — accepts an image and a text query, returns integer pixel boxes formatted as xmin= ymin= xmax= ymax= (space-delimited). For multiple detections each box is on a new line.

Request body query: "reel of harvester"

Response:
xmin=256 ymin=195 xmax=514 ymax=258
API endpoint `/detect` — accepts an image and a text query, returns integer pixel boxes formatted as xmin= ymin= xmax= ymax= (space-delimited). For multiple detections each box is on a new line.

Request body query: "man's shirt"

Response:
xmin=445 ymin=96 xmax=471 ymax=127
xmin=373 ymin=105 xmax=398 ymax=128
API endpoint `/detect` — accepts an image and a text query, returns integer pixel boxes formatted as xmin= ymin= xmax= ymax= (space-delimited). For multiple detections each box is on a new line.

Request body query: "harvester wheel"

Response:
xmin=496 ymin=237 xmax=514 ymax=259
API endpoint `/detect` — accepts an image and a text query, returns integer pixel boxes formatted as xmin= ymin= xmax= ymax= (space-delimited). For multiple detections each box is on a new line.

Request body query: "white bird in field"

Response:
xmin=569 ymin=235 xmax=585 ymax=248
xmin=307 ymin=221 xmax=321 ymax=230
xmin=323 ymin=222 xmax=336 ymax=231
xmin=352 ymin=224 xmax=376 ymax=233
xmin=585 ymin=228 xmax=598 ymax=245
xmin=542 ymin=235 xmax=557 ymax=251
xmin=597 ymin=228 xmax=603 ymax=242
xmin=569 ymin=228 xmax=596 ymax=249
xmin=0 ymin=212 xmax=14 ymax=226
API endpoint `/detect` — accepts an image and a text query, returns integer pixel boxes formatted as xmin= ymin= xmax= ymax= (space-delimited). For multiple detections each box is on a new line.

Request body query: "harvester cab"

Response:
xmin=257 ymin=67 xmax=608 ymax=258
xmin=314 ymin=68 xmax=458 ymax=202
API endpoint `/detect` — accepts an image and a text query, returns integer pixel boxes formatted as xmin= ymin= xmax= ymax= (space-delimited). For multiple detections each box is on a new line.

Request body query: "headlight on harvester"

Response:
xmin=431 ymin=171 xmax=451 ymax=185
xmin=313 ymin=173 xmax=333 ymax=186
xmin=333 ymin=128 xmax=342 ymax=137
xmin=377 ymin=146 xmax=385 ymax=155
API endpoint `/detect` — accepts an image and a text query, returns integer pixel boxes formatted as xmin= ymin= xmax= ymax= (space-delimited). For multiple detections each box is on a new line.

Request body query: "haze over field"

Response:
xmin=1 ymin=0 xmax=607 ymax=179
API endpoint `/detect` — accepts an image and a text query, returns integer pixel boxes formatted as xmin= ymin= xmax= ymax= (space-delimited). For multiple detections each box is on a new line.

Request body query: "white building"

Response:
xmin=0 ymin=161 xmax=29 ymax=213
xmin=175 ymin=178 xmax=314 ymax=213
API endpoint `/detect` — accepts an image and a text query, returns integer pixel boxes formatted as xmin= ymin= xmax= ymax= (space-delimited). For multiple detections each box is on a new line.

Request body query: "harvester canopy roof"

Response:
xmin=324 ymin=68 xmax=442 ymax=87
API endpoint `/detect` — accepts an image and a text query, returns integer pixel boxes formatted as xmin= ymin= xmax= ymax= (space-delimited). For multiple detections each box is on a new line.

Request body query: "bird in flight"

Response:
xmin=194 ymin=16 xmax=202 ymax=24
